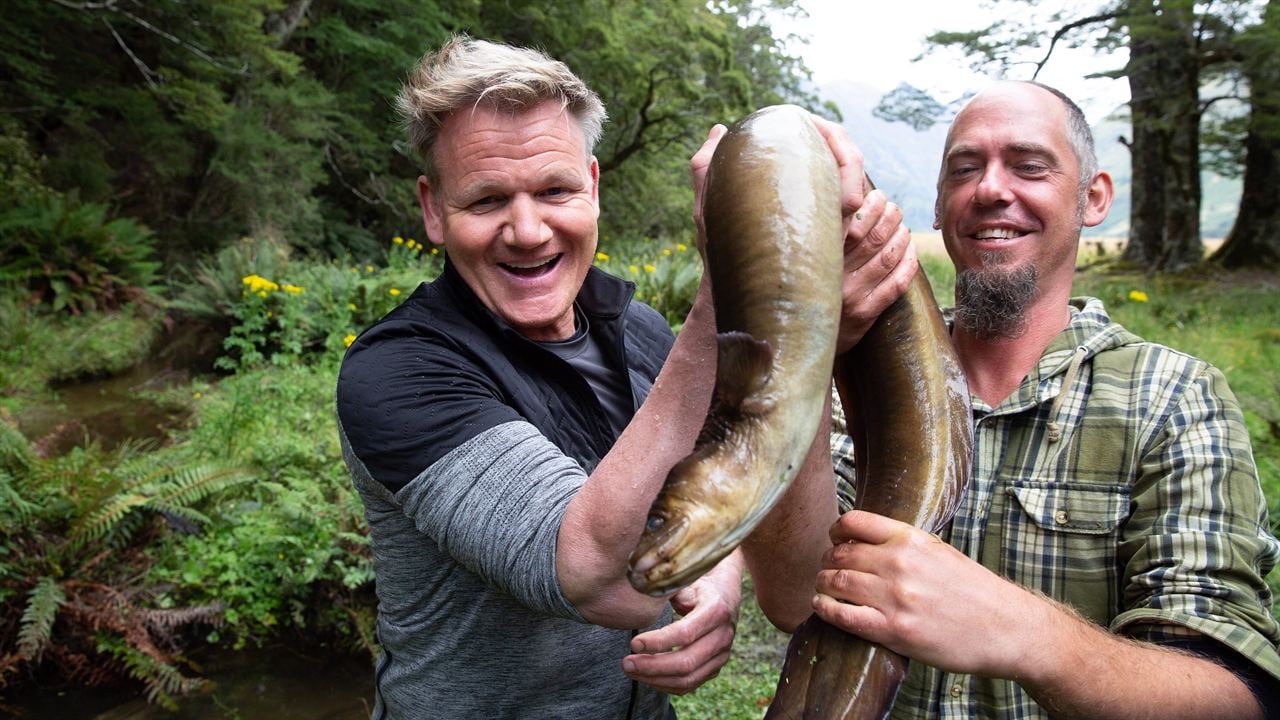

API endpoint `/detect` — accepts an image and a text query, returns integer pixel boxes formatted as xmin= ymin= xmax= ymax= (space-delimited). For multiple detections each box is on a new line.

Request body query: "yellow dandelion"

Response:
xmin=343 ymin=334 xmax=357 ymax=348
xmin=629 ymin=264 xmax=639 ymax=274
xmin=644 ymin=264 xmax=656 ymax=273
xmin=393 ymin=236 xmax=404 ymax=245
xmin=365 ymin=265 xmax=375 ymax=273
xmin=663 ymin=249 xmax=672 ymax=257
xmin=348 ymin=303 xmax=357 ymax=311
xmin=389 ymin=288 xmax=401 ymax=296
xmin=193 ymin=392 xmax=202 ymax=400
xmin=677 ymin=243 xmax=688 ymax=252
xmin=1128 ymin=290 xmax=1149 ymax=303
xmin=431 ymin=247 xmax=439 ymax=255
xmin=596 ymin=251 xmax=610 ymax=262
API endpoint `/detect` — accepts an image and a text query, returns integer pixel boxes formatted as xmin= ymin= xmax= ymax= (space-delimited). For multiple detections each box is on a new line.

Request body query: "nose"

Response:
xmin=503 ymin=194 xmax=552 ymax=248
xmin=973 ymin=163 xmax=1014 ymax=207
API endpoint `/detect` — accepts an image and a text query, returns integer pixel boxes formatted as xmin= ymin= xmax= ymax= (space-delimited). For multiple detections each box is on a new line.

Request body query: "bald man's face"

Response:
xmin=934 ymin=84 xmax=1086 ymax=304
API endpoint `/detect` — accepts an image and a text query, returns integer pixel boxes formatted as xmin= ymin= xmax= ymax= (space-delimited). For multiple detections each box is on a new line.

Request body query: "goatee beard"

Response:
xmin=953 ymin=252 xmax=1038 ymax=340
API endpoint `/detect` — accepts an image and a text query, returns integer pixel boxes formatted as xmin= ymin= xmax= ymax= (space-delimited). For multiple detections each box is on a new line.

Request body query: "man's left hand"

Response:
xmin=622 ymin=551 xmax=743 ymax=695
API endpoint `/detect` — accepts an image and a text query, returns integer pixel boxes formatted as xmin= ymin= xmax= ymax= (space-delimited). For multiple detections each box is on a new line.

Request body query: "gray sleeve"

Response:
xmin=393 ymin=420 xmax=589 ymax=621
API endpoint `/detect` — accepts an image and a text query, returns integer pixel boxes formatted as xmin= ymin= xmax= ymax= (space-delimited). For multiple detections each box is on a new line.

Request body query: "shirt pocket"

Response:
xmin=1002 ymin=481 xmax=1131 ymax=623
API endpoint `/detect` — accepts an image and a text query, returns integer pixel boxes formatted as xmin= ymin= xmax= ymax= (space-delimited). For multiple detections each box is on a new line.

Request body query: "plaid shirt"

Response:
xmin=830 ymin=297 xmax=1280 ymax=719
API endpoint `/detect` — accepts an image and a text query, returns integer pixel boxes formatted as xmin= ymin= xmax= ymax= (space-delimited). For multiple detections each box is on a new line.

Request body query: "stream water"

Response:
xmin=6 ymin=644 xmax=374 ymax=719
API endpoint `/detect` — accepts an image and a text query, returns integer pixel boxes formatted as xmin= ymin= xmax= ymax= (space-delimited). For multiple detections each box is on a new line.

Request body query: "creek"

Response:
xmin=7 ymin=644 xmax=374 ymax=719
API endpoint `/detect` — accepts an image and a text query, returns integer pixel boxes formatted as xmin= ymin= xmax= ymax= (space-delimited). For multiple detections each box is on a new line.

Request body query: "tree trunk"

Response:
xmin=1122 ymin=0 xmax=1204 ymax=271
xmin=1211 ymin=0 xmax=1280 ymax=269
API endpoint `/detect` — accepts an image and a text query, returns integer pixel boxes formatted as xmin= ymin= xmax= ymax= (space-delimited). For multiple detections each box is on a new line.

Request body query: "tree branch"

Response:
xmin=1031 ymin=11 xmax=1123 ymax=80
xmin=103 ymin=16 xmax=158 ymax=91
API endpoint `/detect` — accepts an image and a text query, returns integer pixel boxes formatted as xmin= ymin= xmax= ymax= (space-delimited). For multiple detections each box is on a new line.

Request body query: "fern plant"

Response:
xmin=0 ymin=425 xmax=253 ymax=707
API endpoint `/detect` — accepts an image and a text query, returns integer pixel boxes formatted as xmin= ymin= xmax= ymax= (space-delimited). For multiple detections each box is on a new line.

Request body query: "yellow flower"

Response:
xmin=193 ymin=392 xmax=202 ymax=400
xmin=266 ymin=310 xmax=273 ymax=318
xmin=348 ymin=303 xmax=357 ymax=311
xmin=677 ymin=243 xmax=688 ymax=252
xmin=258 ymin=291 xmax=268 ymax=298
xmin=629 ymin=264 xmax=639 ymax=274
xmin=343 ymin=334 xmax=357 ymax=348
xmin=393 ymin=236 xmax=404 ymax=245
xmin=644 ymin=264 xmax=656 ymax=273
xmin=431 ymin=247 xmax=439 ymax=255
xmin=365 ymin=265 xmax=375 ymax=273
xmin=596 ymin=251 xmax=610 ymax=262
xmin=651 ymin=295 xmax=658 ymax=303
xmin=389 ymin=288 xmax=401 ymax=296
xmin=663 ymin=249 xmax=672 ymax=257
xmin=1128 ymin=290 xmax=1149 ymax=302
xmin=282 ymin=284 xmax=304 ymax=294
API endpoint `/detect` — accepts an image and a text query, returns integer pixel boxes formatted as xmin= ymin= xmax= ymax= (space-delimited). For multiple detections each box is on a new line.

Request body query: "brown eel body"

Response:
xmin=766 ymin=226 xmax=974 ymax=719
xmin=628 ymin=105 xmax=844 ymax=596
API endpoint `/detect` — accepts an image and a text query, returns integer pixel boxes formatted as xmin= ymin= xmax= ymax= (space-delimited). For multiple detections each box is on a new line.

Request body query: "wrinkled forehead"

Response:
xmin=944 ymin=83 xmax=1070 ymax=159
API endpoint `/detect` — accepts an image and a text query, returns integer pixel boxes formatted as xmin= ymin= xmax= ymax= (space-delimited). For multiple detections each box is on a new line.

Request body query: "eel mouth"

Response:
xmin=627 ymin=516 xmax=691 ymax=596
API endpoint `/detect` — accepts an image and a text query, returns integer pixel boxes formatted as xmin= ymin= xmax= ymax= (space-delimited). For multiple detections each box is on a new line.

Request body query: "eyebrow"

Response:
xmin=944 ymin=142 xmax=1061 ymax=165
xmin=454 ymin=167 xmax=586 ymax=203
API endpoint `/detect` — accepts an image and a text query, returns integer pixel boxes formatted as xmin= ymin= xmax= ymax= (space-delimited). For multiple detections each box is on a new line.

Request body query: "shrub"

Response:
xmin=0 ymin=423 xmax=254 ymax=709
xmin=0 ymin=196 xmax=162 ymax=314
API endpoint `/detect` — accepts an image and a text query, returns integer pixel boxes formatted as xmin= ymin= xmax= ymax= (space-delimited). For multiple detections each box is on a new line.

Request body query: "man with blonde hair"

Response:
xmin=337 ymin=36 xmax=915 ymax=718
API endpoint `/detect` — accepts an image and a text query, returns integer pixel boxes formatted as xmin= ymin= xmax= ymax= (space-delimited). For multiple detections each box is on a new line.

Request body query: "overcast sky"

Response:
xmin=772 ymin=0 xmax=1132 ymax=124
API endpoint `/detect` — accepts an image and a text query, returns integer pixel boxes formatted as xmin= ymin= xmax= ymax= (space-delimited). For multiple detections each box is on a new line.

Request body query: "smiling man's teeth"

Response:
xmin=975 ymin=228 xmax=1020 ymax=240
xmin=503 ymin=255 xmax=558 ymax=270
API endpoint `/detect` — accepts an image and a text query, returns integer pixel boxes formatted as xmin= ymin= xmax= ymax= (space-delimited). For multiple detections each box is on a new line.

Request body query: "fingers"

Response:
xmin=835 ymin=189 xmax=919 ymax=353
xmin=828 ymin=509 xmax=908 ymax=546
xmin=811 ymin=591 xmax=887 ymax=641
xmin=690 ymin=124 xmax=729 ymax=253
xmin=624 ymin=604 xmax=736 ymax=695
xmin=809 ymin=115 xmax=866 ymax=216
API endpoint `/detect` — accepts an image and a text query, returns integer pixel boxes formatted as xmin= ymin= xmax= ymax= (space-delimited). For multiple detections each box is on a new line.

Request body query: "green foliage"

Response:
xmin=0 ymin=195 xmax=162 ymax=314
xmin=0 ymin=293 xmax=162 ymax=392
xmin=595 ymin=241 xmax=703 ymax=329
xmin=16 ymin=576 xmax=64 ymax=662
xmin=149 ymin=360 xmax=373 ymax=652
xmin=202 ymin=236 xmax=442 ymax=371
xmin=0 ymin=421 xmax=250 ymax=706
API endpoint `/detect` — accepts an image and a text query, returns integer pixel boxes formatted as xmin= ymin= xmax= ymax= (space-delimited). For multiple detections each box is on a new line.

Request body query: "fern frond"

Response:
xmin=151 ymin=464 xmax=254 ymax=508
xmin=97 ymin=636 xmax=203 ymax=711
xmin=0 ymin=468 xmax=37 ymax=524
xmin=69 ymin=492 xmax=149 ymax=546
xmin=140 ymin=603 xmax=224 ymax=633
xmin=146 ymin=501 xmax=211 ymax=530
xmin=17 ymin=576 xmax=65 ymax=661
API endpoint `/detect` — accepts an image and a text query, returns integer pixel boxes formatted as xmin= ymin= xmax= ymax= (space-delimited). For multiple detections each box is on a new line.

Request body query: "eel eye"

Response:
xmin=645 ymin=515 xmax=665 ymax=532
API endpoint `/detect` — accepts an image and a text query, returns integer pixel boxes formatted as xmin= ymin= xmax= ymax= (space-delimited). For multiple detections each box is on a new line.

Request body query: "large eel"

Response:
xmin=627 ymin=105 xmax=844 ymax=596
xmin=765 ymin=254 xmax=974 ymax=719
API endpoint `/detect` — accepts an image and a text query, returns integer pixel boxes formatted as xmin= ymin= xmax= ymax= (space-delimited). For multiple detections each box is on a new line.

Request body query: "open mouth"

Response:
xmin=499 ymin=253 xmax=562 ymax=278
xmin=971 ymin=227 xmax=1027 ymax=242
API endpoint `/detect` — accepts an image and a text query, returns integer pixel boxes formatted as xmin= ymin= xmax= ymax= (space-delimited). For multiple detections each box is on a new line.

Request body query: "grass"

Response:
xmin=674 ymin=255 xmax=1280 ymax=720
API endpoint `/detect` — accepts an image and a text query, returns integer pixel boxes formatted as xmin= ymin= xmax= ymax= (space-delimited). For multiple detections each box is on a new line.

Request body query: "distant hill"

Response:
xmin=818 ymin=80 xmax=1242 ymax=239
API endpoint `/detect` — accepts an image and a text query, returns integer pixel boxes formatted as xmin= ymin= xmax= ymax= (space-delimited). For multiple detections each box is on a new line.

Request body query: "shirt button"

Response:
xmin=950 ymin=683 xmax=964 ymax=697
xmin=1054 ymin=510 xmax=1070 ymax=525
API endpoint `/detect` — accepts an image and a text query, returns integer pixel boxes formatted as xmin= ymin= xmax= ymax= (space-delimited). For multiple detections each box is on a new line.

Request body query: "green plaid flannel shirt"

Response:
xmin=829 ymin=297 xmax=1280 ymax=719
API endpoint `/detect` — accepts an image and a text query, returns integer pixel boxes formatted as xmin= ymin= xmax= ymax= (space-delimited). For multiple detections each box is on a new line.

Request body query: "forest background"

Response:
xmin=1 ymin=0 xmax=1278 ymax=717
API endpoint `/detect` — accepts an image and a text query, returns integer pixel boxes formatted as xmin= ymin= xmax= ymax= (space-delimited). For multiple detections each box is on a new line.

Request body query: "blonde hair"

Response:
xmin=396 ymin=35 xmax=607 ymax=184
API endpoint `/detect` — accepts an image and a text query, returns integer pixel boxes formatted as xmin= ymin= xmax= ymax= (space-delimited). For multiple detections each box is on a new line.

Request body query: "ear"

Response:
xmin=1081 ymin=170 xmax=1114 ymax=228
xmin=417 ymin=176 xmax=445 ymax=247
xmin=588 ymin=156 xmax=601 ymax=218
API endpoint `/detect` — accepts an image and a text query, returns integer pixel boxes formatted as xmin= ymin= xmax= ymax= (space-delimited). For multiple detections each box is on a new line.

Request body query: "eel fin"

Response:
xmin=714 ymin=331 xmax=774 ymax=414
